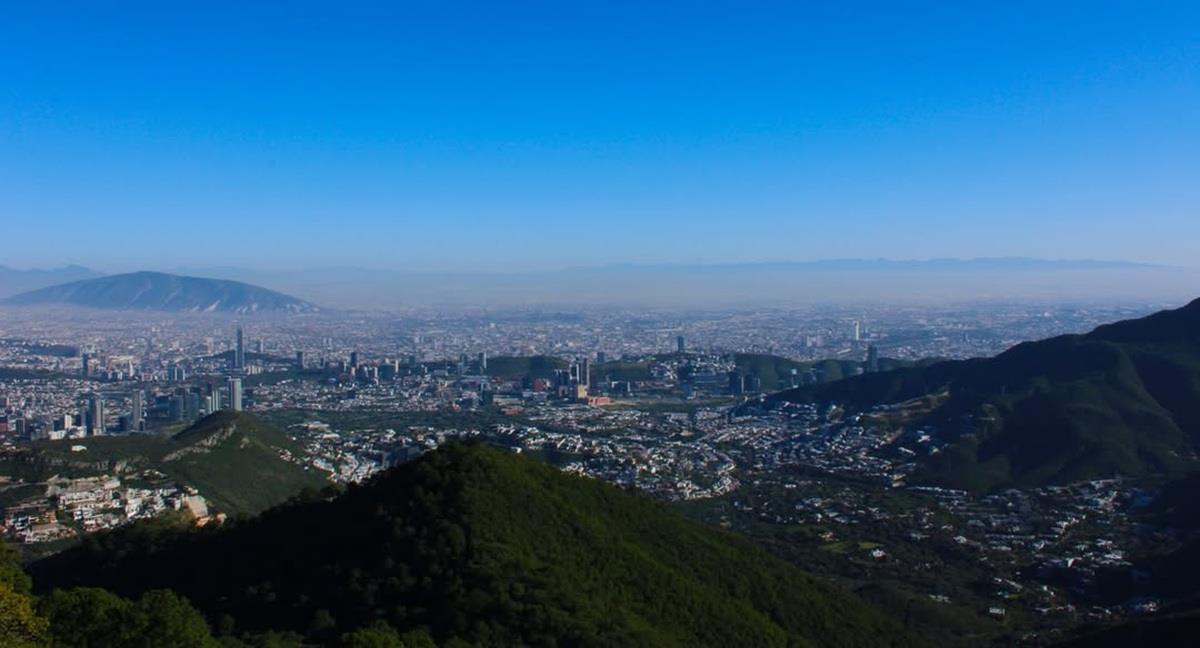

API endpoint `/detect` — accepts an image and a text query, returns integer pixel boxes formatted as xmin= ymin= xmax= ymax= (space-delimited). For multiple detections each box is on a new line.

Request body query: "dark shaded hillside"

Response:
xmin=31 ymin=443 xmax=917 ymax=647
xmin=769 ymin=299 xmax=1200 ymax=491
xmin=4 ymin=271 xmax=319 ymax=314
xmin=484 ymin=355 xmax=568 ymax=379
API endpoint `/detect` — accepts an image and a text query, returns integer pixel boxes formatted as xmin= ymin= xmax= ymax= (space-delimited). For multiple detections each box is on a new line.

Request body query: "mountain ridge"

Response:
xmin=4 ymin=271 xmax=320 ymax=314
xmin=30 ymin=442 xmax=917 ymax=647
xmin=766 ymin=298 xmax=1200 ymax=491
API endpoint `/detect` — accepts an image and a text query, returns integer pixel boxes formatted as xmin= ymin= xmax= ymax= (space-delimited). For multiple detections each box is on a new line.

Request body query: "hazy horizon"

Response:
xmin=3 ymin=257 xmax=1197 ymax=310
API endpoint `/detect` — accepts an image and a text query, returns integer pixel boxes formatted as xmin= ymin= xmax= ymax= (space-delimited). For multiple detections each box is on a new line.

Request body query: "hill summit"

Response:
xmin=32 ymin=442 xmax=913 ymax=646
xmin=4 ymin=271 xmax=319 ymax=314
xmin=770 ymin=298 xmax=1200 ymax=491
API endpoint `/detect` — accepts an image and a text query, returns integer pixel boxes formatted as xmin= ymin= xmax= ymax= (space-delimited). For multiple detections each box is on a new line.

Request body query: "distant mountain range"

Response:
xmin=0 ymin=264 xmax=102 ymax=299
xmin=31 ymin=440 xmax=914 ymax=646
xmin=768 ymin=297 xmax=1200 ymax=491
xmin=2 ymin=258 xmax=1192 ymax=309
xmin=175 ymin=257 xmax=1197 ymax=308
xmin=3 ymin=271 xmax=320 ymax=314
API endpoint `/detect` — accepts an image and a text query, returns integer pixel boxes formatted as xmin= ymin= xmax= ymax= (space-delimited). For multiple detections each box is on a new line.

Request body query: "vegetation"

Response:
xmin=21 ymin=412 xmax=328 ymax=515
xmin=31 ymin=442 xmax=917 ymax=647
xmin=483 ymin=355 xmax=566 ymax=380
xmin=772 ymin=298 xmax=1200 ymax=491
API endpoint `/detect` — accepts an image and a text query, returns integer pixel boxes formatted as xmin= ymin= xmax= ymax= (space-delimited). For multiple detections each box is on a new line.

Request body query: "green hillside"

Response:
xmin=163 ymin=412 xmax=328 ymax=515
xmin=770 ymin=298 xmax=1200 ymax=491
xmin=484 ymin=355 xmax=567 ymax=379
xmin=26 ymin=412 xmax=327 ymax=515
xmin=31 ymin=442 xmax=917 ymax=647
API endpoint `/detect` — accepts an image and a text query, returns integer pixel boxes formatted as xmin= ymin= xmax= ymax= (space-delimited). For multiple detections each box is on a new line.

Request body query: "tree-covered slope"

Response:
xmin=483 ymin=355 xmax=567 ymax=379
xmin=22 ymin=412 xmax=327 ymax=516
xmin=769 ymin=298 xmax=1200 ymax=491
xmin=163 ymin=411 xmax=329 ymax=515
xmin=31 ymin=443 xmax=917 ymax=647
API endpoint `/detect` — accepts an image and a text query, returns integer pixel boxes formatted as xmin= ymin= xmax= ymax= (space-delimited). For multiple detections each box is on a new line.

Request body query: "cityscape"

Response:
xmin=0 ymin=296 xmax=1190 ymax=644
xmin=2 ymin=1 xmax=1197 ymax=645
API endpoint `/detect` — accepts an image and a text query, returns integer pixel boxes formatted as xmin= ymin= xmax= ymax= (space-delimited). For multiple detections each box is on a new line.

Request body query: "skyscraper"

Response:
xmin=234 ymin=327 xmax=245 ymax=370
xmin=852 ymin=321 xmax=862 ymax=342
xmin=676 ymin=335 xmax=685 ymax=353
xmin=81 ymin=352 xmax=91 ymax=377
xmin=227 ymin=377 xmax=243 ymax=412
xmin=88 ymin=393 xmax=105 ymax=436
xmin=130 ymin=389 xmax=144 ymax=432
xmin=350 ymin=351 xmax=359 ymax=368
xmin=866 ymin=345 xmax=880 ymax=373
xmin=295 ymin=350 xmax=305 ymax=369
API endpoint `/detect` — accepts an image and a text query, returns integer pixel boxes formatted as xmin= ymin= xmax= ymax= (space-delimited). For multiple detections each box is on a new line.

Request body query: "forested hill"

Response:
xmin=31 ymin=442 xmax=916 ymax=647
xmin=768 ymin=298 xmax=1200 ymax=491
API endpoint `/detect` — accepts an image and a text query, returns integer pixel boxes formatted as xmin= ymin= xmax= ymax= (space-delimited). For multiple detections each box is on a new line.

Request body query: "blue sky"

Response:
xmin=2 ymin=1 xmax=1197 ymax=271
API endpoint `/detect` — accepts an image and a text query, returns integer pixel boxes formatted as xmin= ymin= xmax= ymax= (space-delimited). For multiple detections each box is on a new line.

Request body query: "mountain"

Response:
xmin=174 ymin=259 xmax=1200 ymax=309
xmin=26 ymin=412 xmax=328 ymax=515
xmin=30 ymin=442 xmax=916 ymax=647
xmin=768 ymin=298 xmax=1200 ymax=491
xmin=3 ymin=271 xmax=320 ymax=314
xmin=0 ymin=265 xmax=101 ymax=299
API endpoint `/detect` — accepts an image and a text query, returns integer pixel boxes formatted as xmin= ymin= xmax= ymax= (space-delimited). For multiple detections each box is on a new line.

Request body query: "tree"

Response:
xmin=0 ymin=581 xmax=49 ymax=647
xmin=38 ymin=587 xmax=218 ymax=647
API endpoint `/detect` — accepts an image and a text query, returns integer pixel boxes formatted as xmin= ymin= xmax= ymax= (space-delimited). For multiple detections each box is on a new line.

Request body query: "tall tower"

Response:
xmin=235 ymin=327 xmax=245 ymax=369
xmin=227 ymin=377 xmax=243 ymax=412
xmin=852 ymin=321 xmax=861 ymax=342
xmin=676 ymin=335 xmax=685 ymax=354
xmin=130 ymin=389 xmax=144 ymax=432
xmin=88 ymin=393 xmax=105 ymax=436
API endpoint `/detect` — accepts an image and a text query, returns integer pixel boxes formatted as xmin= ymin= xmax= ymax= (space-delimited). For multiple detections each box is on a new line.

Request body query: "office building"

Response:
xmin=88 ymin=393 xmax=105 ymax=436
xmin=234 ymin=327 xmax=246 ymax=369
xmin=131 ymin=389 xmax=144 ymax=432
xmin=227 ymin=377 xmax=243 ymax=412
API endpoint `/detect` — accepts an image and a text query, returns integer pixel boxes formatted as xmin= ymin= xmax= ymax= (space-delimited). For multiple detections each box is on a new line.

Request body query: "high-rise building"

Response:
xmin=676 ymin=335 xmax=686 ymax=353
xmin=597 ymin=351 xmax=607 ymax=365
xmin=350 ymin=351 xmax=359 ymax=368
xmin=130 ymin=389 xmax=144 ymax=432
xmin=852 ymin=321 xmax=861 ymax=342
xmin=234 ymin=327 xmax=246 ymax=370
xmin=227 ymin=377 xmax=243 ymax=412
xmin=295 ymin=350 xmax=305 ymax=369
xmin=478 ymin=351 xmax=488 ymax=372
xmin=81 ymin=352 xmax=91 ymax=377
xmin=208 ymin=383 xmax=222 ymax=412
xmin=728 ymin=371 xmax=745 ymax=395
xmin=88 ymin=393 xmax=105 ymax=436
xmin=579 ymin=357 xmax=591 ymax=387
xmin=866 ymin=345 xmax=880 ymax=373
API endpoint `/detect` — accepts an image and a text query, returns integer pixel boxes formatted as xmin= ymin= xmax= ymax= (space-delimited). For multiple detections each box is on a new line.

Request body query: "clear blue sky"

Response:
xmin=2 ymin=1 xmax=1197 ymax=271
